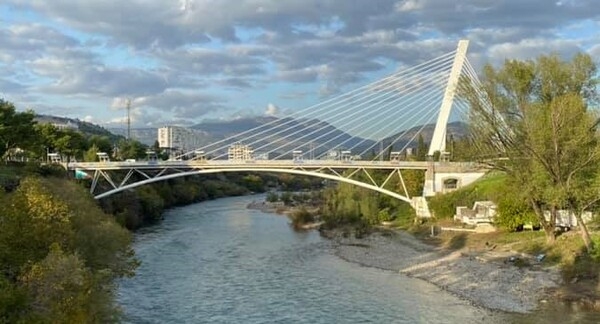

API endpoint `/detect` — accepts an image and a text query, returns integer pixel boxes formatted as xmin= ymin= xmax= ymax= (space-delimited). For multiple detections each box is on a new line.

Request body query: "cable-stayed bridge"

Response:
xmin=68 ymin=40 xmax=488 ymax=215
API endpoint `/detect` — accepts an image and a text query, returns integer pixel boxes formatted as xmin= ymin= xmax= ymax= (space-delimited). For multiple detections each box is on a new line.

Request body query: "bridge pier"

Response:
xmin=423 ymin=166 xmax=486 ymax=197
xmin=423 ymin=160 xmax=436 ymax=197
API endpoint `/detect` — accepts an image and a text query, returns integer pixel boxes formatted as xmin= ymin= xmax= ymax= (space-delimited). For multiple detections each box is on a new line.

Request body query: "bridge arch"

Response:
xmin=93 ymin=168 xmax=414 ymax=205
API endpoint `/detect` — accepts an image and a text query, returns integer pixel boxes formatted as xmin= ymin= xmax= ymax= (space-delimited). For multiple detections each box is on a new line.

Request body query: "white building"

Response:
xmin=34 ymin=117 xmax=79 ymax=131
xmin=158 ymin=126 xmax=205 ymax=152
xmin=228 ymin=143 xmax=253 ymax=161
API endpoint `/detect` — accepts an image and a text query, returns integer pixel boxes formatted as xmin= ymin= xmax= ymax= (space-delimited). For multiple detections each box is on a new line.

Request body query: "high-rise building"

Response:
xmin=228 ymin=143 xmax=253 ymax=161
xmin=158 ymin=126 xmax=204 ymax=152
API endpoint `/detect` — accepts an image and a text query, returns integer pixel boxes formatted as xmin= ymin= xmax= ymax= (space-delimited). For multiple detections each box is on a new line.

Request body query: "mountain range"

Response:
xmin=49 ymin=114 xmax=467 ymax=157
xmin=112 ymin=117 xmax=467 ymax=158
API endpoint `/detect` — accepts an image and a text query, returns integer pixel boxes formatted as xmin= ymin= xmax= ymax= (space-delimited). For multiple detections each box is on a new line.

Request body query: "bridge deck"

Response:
xmin=67 ymin=160 xmax=482 ymax=173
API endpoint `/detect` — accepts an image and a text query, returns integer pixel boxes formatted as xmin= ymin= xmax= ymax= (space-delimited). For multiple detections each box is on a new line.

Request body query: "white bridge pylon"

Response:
xmin=68 ymin=40 xmax=485 ymax=206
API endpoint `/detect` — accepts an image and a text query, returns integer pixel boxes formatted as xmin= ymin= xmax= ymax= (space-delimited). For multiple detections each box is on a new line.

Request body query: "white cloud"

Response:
xmin=265 ymin=103 xmax=279 ymax=116
xmin=2 ymin=0 xmax=599 ymax=123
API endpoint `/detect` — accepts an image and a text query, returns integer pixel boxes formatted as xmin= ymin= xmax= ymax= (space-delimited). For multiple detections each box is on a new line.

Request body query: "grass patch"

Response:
xmin=428 ymin=172 xmax=508 ymax=219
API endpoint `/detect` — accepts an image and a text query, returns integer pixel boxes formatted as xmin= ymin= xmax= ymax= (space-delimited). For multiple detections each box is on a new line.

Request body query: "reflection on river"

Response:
xmin=118 ymin=195 xmax=600 ymax=323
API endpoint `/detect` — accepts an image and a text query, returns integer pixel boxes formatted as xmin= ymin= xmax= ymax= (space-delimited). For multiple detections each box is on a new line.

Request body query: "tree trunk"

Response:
xmin=574 ymin=210 xmax=593 ymax=253
xmin=531 ymin=198 xmax=556 ymax=244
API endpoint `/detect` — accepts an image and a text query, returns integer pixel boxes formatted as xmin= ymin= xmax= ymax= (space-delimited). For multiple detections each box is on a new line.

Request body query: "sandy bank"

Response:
xmin=326 ymin=229 xmax=562 ymax=313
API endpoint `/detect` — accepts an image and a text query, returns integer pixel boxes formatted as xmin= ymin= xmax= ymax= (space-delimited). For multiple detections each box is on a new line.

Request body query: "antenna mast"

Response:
xmin=126 ymin=98 xmax=131 ymax=140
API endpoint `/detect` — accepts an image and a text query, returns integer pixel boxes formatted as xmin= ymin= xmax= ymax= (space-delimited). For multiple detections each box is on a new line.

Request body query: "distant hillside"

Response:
xmin=35 ymin=115 xmax=124 ymax=142
xmin=101 ymin=117 xmax=468 ymax=157
xmin=108 ymin=128 xmax=157 ymax=146
xmin=381 ymin=121 xmax=468 ymax=152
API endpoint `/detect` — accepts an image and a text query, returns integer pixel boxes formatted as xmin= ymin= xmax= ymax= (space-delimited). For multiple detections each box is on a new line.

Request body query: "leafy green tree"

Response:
xmin=416 ymin=134 xmax=427 ymax=161
xmin=53 ymin=129 xmax=87 ymax=162
xmin=462 ymin=53 xmax=598 ymax=245
xmin=0 ymin=99 xmax=37 ymax=159
xmin=19 ymin=244 xmax=93 ymax=323
xmin=88 ymin=135 xmax=113 ymax=156
xmin=117 ymin=139 xmax=146 ymax=160
xmin=84 ymin=144 xmax=100 ymax=162
xmin=0 ymin=177 xmax=137 ymax=322
xmin=241 ymin=174 xmax=265 ymax=193
xmin=35 ymin=124 xmax=87 ymax=162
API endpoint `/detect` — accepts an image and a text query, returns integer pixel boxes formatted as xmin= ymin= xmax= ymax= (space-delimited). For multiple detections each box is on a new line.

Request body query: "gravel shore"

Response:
xmin=326 ymin=229 xmax=562 ymax=313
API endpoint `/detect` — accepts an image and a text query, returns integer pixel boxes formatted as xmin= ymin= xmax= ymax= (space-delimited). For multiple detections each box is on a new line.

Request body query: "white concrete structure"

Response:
xmin=454 ymin=201 xmax=497 ymax=225
xmin=158 ymin=126 xmax=204 ymax=151
xmin=53 ymin=121 xmax=79 ymax=131
xmin=228 ymin=143 xmax=253 ymax=161
xmin=423 ymin=161 xmax=486 ymax=196
xmin=428 ymin=39 xmax=469 ymax=156
xmin=544 ymin=210 xmax=594 ymax=229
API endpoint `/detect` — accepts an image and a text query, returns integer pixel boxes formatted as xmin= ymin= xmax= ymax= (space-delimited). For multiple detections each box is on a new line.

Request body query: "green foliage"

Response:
xmin=19 ymin=244 xmax=93 ymax=323
xmin=136 ymin=186 xmax=165 ymax=223
xmin=589 ymin=236 xmax=600 ymax=262
xmin=462 ymin=52 xmax=599 ymax=245
xmin=321 ymin=183 xmax=382 ymax=228
xmin=241 ymin=174 xmax=265 ymax=193
xmin=416 ymin=134 xmax=427 ymax=161
xmin=428 ymin=172 xmax=507 ymax=218
xmin=116 ymin=139 xmax=146 ymax=160
xmin=0 ymin=99 xmax=37 ymax=159
xmin=495 ymin=195 xmax=539 ymax=231
xmin=99 ymin=174 xmax=255 ymax=230
xmin=266 ymin=191 xmax=279 ymax=202
xmin=84 ymin=144 xmax=100 ymax=162
xmin=88 ymin=135 xmax=113 ymax=155
xmin=280 ymin=191 xmax=293 ymax=205
xmin=0 ymin=176 xmax=137 ymax=322
xmin=290 ymin=207 xmax=315 ymax=230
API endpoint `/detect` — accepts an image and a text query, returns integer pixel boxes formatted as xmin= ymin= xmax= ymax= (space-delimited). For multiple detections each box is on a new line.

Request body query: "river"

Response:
xmin=118 ymin=195 xmax=600 ymax=323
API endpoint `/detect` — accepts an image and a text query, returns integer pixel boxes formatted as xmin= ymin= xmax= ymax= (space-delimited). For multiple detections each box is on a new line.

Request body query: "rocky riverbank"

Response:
xmin=322 ymin=229 xmax=562 ymax=314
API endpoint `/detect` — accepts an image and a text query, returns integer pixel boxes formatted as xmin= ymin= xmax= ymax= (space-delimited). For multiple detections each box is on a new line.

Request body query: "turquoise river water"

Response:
xmin=117 ymin=195 xmax=600 ymax=323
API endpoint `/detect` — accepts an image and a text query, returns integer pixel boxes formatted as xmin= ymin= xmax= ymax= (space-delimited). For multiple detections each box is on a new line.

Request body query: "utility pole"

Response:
xmin=126 ymin=98 xmax=131 ymax=141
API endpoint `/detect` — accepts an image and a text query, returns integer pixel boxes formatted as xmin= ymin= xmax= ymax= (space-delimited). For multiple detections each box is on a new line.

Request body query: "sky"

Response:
xmin=1 ymin=0 xmax=599 ymax=129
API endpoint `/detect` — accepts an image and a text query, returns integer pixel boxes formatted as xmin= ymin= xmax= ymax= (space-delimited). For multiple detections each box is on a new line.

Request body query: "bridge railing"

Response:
xmin=67 ymin=159 xmax=483 ymax=171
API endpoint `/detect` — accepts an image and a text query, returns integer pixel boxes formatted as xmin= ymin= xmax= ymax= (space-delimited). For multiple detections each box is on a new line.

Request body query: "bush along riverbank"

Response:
xmin=98 ymin=172 xmax=325 ymax=230
xmin=0 ymin=175 xmax=138 ymax=322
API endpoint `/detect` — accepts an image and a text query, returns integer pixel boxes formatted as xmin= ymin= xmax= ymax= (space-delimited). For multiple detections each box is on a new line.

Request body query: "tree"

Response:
xmin=54 ymin=129 xmax=87 ymax=162
xmin=462 ymin=53 xmax=598 ymax=245
xmin=0 ymin=177 xmax=137 ymax=321
xmin=84 ymin=144 xmax=100 ymax=162
xmin=35 ymin=124 xmax=87 ymax=162
xmin=117 ymin=139 xmax=146 ymax=160
xmin=416 ymin=134 xmax=427 ymax=161
xmin=88 ymin=135 xmax=113 ymax=156
xmin=0 ymin=99 xmax=37 ymax=159
xmin=19 ymin=244 xmax=93 ymax=323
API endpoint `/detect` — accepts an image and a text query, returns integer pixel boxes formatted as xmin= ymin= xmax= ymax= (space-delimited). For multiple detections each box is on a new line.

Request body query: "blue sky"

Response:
xmin=1 ymin=0 xmax=599 ymax=128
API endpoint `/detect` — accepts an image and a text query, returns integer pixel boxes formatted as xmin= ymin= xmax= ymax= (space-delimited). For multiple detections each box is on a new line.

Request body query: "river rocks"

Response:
xmin=329 ymin=230 xmax=562 ymax=314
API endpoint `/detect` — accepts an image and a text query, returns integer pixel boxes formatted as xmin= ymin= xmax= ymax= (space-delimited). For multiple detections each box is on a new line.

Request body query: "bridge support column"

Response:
xmin=411 ymin=196 xmax=432 ymax=218
xmin=423 ymin=159 xmax=436 ymax=197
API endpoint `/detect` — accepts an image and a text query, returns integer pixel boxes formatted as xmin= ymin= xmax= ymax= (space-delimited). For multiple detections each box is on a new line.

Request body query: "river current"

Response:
xmin=117 ymin=195 xmax=599 ymax=323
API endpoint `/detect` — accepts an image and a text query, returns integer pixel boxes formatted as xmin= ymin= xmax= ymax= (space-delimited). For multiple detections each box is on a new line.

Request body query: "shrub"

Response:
xmin=290 ymin=207 xmax=315 ymax=230
xmin=494 ymin=196 xmax=539 ymax=231
xmin=266 ymin=191 xmax=279 ymax=202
